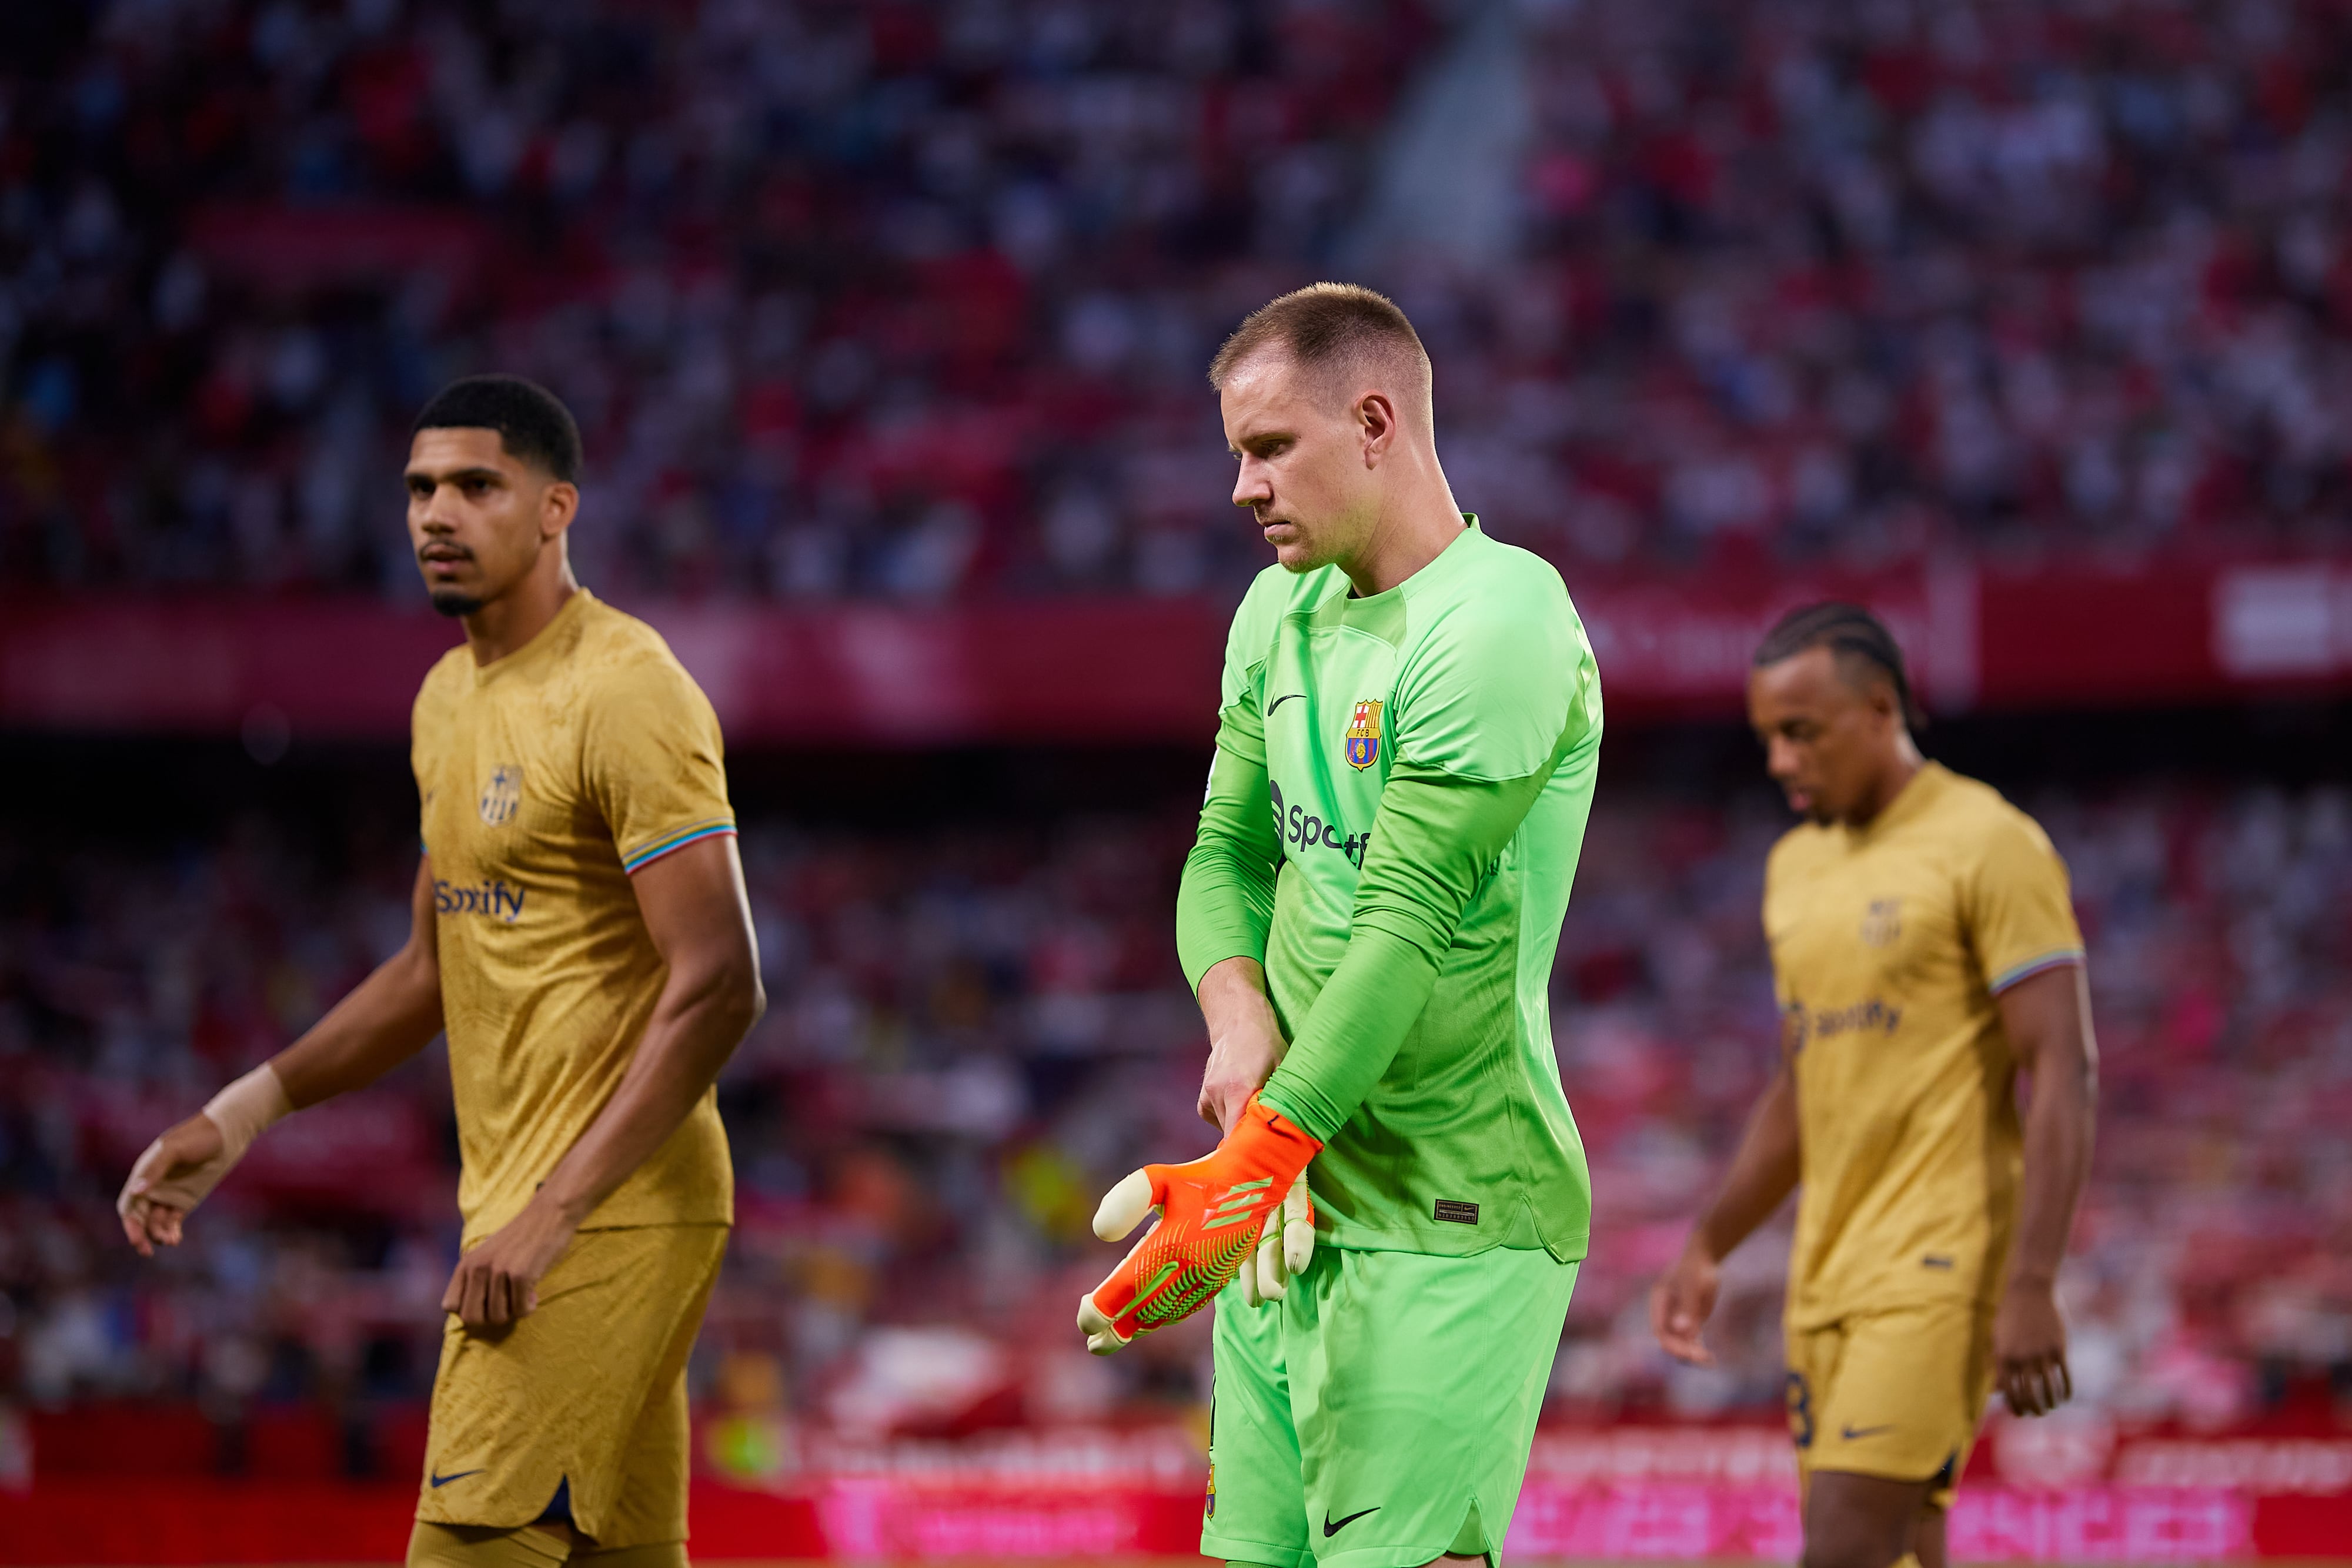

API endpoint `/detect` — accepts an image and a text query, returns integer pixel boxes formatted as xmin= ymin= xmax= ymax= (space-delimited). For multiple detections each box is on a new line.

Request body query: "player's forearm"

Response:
xmin=2006 ymin=1067 xmax=2093 ymax=1290
xmin=535 ymin=960 xmax=763 ymax=1222
xmin=1198 ymin=957 xmax=1282 ymax=1050
xmin=1194 ymin=956 xmax=1289 ymax=1133
xmin=1689 ymin=1066 xmax=1800 ymax=1263
xmin=270 ymin=942 xmax=445 ymax=1109
xmin=2006 ymin=1034 xmax=2096 ymax=1289
xmin=1999 ymin=966 xmax=2099 ymax=1288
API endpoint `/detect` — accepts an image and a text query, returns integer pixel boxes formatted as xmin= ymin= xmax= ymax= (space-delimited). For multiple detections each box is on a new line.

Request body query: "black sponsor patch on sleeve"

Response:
xmin=1433 ymin=1199 xmax=1481 ymax=1225
xmin=1921 ymin=1255 xmax=1953 ymax=1269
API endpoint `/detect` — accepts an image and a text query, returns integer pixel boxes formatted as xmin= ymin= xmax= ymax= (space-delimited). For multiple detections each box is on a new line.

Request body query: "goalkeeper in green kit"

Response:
xmin=1075 ymin=283 xmax=1603 ymax=1568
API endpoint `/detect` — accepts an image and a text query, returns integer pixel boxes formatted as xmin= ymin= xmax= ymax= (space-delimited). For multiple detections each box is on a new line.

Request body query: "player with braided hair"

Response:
xmin=1653 ymin=603 xmax=2099 ymax=1568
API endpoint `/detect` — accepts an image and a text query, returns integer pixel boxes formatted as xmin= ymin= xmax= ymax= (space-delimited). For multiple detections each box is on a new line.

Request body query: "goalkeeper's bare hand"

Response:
xmin=1195 ymin=959 xmax=1287 ymax=1135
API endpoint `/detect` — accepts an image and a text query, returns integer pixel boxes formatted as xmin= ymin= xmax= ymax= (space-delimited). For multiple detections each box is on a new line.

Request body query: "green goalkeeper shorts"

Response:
xmin=1202 ymin=1243 xmax=1577 ymax=1568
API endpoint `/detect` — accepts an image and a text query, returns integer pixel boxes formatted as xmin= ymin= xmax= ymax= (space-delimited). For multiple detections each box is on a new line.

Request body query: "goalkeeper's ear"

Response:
xmin=1092 ymin=1168 xmax=1158 ymax=1242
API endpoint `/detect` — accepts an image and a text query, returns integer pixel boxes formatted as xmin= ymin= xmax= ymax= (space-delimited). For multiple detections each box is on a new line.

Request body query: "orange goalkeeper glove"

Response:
xmin=1075 ymin=1094 xmax=1322 ymax=1355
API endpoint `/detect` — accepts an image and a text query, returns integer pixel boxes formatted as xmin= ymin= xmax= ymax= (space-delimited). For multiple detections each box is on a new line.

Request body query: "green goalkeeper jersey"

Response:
xmin=1175 ymin=519 xmax=1602 ymax=1261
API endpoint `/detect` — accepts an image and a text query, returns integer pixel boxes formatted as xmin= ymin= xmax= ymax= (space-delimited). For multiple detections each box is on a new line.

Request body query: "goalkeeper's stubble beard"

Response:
xmin=1259 ymin=500 xmax=1377 ymax=577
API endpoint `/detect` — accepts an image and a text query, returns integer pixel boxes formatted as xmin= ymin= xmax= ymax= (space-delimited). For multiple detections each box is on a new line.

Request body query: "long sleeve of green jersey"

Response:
xmin=1175 ymin=684 xmax=1279 ymax=985
xmin=1175 ymin=577 xmax=1287 ymax=986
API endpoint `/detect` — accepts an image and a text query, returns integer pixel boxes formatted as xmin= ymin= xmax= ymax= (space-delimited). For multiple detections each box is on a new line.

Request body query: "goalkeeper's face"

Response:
xmin=1221 ymin=352 xmax=1389 ymax=576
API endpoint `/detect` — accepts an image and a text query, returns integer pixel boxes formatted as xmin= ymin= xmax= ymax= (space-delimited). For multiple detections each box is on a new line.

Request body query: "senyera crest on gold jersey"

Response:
xmin=479 ymin=764 xmax=523 ymax=827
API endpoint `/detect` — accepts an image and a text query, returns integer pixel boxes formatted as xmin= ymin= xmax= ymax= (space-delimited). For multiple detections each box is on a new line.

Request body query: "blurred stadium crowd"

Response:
xmin=5 ymin=0 xmax=2352 ymax=600
xmin=4 ymin=772 xmax=2347 ymax=1455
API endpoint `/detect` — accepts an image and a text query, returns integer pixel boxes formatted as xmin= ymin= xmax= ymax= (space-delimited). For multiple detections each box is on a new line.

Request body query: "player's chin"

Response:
xmin=427 ymin=586 xmax=487 ymax=618
xmin=1267 ymin=534 xmax=1324 ymax=574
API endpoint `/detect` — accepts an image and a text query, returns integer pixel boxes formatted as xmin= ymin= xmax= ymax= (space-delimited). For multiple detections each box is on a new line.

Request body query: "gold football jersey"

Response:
xmin=412 ymin=590 xmax=736 ymax=1245
xmin=1763 ymin=763 xmax=2083 ymax=1329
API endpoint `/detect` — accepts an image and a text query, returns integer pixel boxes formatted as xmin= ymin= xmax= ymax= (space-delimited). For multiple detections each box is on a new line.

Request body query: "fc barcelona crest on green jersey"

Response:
xmin=1344 ymin=698 xmax=1383 ymax=770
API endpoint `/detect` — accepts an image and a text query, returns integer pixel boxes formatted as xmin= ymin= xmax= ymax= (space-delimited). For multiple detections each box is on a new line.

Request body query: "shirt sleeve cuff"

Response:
xmin=1989 ymin=948 xmax=2084 ymax=993
xmin=1181 ymin=942 xmax=1267 ymax=996
xmin=1255 ymin=1076 xmax=1338 ymax=1145
xmin=621 ymin=820 xmax=738 ymax=874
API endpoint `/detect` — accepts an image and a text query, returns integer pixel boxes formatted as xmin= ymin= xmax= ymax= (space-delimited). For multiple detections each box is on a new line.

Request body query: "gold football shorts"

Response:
xmin=415 ymin=1224 xmax=727 ymax=1549
xmin=1785 ymin=1298 xmax=1994 ymax=1513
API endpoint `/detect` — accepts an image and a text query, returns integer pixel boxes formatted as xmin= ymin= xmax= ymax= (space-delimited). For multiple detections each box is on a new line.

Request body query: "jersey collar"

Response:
xmin=471 ymin=587 xmax=594 ymax=688
xmin=1843 ymin=759 xmax=1950 ymax=845
xmin=1339 ymin=513 xmax=1485 ymax=606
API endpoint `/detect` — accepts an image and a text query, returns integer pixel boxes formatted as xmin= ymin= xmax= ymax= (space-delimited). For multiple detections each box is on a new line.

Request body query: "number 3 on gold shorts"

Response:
xmin=1785 ymin=1369 xmax=1814 ymax=1450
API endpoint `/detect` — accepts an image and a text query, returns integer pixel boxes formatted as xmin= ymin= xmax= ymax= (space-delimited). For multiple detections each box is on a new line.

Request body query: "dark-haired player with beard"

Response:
xmin=118 ymin=376 xmax=763 ymax=1568
xmin=1652 ymin=604 xmax=2099 ymax=1568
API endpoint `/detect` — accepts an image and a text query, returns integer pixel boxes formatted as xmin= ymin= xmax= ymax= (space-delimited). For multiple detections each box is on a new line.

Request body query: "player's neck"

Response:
xmin=1339 ymin=472 xmax=1467 ymax=598
xmin=1843 ymin=739 xmax=1927 ymax=828
xmin=463 ymin=557 xmax=581 ymax=666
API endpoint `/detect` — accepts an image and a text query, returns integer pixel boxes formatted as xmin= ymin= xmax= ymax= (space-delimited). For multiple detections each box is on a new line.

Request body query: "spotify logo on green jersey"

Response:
xmin=1269 ymin=780 xmax=1371 ymax=868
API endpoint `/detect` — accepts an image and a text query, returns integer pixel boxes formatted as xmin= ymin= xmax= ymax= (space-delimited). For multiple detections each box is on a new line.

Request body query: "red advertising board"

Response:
xmin=2 ymin=559 xmax=2344 ymax=746
xmin=7 ymin=1411 xmax=2346 ymax=1563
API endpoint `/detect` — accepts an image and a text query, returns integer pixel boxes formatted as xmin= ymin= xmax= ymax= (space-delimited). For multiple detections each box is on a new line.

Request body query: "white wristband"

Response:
xmin=202 ymin=1061 xmax=295 ymax=1163
xmin=117 ymin=1062 xmax=293 ymax=1222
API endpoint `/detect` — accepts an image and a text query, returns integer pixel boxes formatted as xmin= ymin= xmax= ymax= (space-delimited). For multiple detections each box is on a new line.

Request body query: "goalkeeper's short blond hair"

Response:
xmin=1208 ymin=282 xmax=1434 ymax=428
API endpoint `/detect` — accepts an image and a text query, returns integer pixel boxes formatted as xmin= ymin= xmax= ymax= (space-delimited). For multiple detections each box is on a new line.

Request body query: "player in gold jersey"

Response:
xmin=116 ymin=377 xmax=763 ymax=1568
xmin=1652 ymin=604 xmax=2099 ymax=1568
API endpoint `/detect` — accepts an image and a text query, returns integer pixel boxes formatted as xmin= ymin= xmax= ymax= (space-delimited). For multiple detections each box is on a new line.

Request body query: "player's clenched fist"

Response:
xmin=1993 ymin=1277 xmax=2073 ymax=1417
xmin=442 ymin=1194 xmax=582 ymax=1333
xmin=1077 ymin=1095 xmax=1321 ymax=1354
